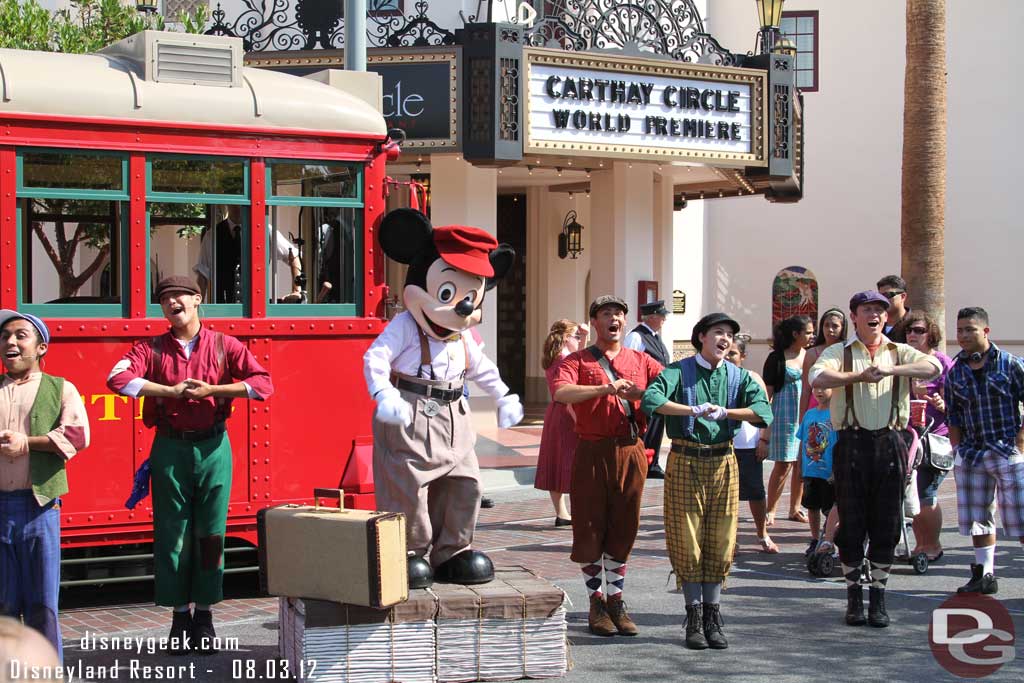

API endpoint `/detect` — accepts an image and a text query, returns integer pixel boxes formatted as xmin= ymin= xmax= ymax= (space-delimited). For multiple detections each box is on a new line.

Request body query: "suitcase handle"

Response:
xmin=313 ymin=488 xmax=345 ymax=510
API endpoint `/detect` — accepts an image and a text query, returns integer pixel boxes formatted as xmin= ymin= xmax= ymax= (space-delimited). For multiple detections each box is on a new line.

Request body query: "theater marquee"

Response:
xmin=524 ymin=48 xmax=767 ymax=166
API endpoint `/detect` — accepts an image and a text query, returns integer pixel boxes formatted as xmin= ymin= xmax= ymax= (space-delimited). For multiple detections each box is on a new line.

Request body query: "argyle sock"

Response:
xmin=869 ymin=562 xmax=891 ymax=589
xmin=975 ymin=544 xmax=996 ymax=575
xmin=841 ymin=563 xmax=860 ymax=588
xmin=580 ymin=561 xmax=604 ymax=599
xmin=602 ymin=554 xmax=626 ymax=598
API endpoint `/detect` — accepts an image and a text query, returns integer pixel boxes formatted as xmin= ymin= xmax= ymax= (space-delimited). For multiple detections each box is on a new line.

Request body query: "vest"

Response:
xmin=214 ymin=219 xmax=242 ymax=303
xmin=675 ymin=356 xmax=742 ymax=439
xmin=28 ymin=373 xmax=68 ymax=505
xmin=630 ymin=324 xmax=669 ymax=366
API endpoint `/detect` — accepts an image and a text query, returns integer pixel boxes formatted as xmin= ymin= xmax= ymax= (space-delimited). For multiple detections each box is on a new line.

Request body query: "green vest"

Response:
xmin=28 ymin=373 xmax=67 ymax=505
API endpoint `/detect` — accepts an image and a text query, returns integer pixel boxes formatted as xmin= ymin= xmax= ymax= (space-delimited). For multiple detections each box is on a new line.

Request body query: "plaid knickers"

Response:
xmin=664 ymin=447 xmax=739 ymax=586
xmin=955 ymin=449 xmax=1024 ymax=538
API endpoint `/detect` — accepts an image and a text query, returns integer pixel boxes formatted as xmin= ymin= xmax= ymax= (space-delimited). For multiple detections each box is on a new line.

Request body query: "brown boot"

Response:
xmin=588 ymin=594 xmax=616 ymax=636
xmin=606 ymin=595 xmax=638 ymax=636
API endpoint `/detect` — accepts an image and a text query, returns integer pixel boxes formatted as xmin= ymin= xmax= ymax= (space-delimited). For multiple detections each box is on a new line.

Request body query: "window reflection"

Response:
xmin=20 ymin=198 xmax=121 ymax=304
xmin=149 ymin=203 xmax=249 ymax=305
xmin=268 ymin=205 xmax=358 ymax=304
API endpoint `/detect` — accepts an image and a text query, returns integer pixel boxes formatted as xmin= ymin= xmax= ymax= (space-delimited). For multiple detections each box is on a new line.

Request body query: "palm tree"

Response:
xmin=901 ymin=0 xmax=947 ymax=340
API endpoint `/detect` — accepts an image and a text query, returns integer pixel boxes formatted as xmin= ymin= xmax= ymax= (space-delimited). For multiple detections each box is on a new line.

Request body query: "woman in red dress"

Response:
xmin=535 ymin=319 xmax=586 ymax=526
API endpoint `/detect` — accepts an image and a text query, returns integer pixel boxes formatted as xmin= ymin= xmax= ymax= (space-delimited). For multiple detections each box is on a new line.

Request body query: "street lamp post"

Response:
xmin=754 ymin=0 xmax=787 ymax=55
xmin=135 ymin=0 xmax=158 ymax=15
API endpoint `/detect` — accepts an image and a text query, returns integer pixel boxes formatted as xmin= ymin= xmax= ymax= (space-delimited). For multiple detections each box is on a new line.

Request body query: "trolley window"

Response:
xmin=16 ymin=150 xmax=128 ymax=316
xmin=266 ymin=161 xmax=363 ymax=317
xmin=146 ymin=155 xmax=250 ymax=317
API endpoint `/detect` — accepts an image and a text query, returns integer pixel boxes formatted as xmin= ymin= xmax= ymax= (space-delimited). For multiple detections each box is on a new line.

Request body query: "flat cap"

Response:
xmin=849 ymin=290 xmax=890 ymax=312
xmin=0 ymin=309 xmax=50 ymax=344
xmin=589 ymin=295 xmax=628 ymax=319
xmin=155 ymin=275 xmax=201 ymax=300
xmin=691 ymin=312 xmax=740 ymax=351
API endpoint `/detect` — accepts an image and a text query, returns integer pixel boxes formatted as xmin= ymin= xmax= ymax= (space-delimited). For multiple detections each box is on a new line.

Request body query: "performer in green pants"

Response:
xmin=108 ymin=276 xmax=273 ymax=655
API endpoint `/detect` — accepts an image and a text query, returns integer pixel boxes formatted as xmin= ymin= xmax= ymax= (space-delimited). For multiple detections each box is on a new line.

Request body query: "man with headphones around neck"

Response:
xmin=0 ymin=310 xmax=90 ymax=663
xmin=945 ymin=307 xmax=1024 ymax=596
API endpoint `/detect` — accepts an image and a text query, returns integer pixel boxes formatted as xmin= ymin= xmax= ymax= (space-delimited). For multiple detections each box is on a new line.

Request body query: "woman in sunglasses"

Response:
xmin=892 ymin=311 xmax=955 ymax=562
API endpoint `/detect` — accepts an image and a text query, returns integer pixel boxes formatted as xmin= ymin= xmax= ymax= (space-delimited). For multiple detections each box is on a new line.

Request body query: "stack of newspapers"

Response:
xmin=278 ymin=568 xmax=568 ymax=682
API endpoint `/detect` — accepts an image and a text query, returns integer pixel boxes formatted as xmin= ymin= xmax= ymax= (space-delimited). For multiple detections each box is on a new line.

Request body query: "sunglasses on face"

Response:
xmin=882 ymin=290 xmax=905 ymax=299
xmin=907 ymin=326 xmax=928 ymax=335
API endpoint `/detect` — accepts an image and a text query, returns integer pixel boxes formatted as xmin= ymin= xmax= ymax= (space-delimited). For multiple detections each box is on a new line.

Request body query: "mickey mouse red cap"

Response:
xmin=433 ymin=225 xmax=499 ymax=278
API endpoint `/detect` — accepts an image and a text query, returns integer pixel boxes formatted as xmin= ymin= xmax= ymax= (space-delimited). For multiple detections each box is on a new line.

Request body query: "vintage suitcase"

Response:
xmin=258 ymin=488 xmax=408 ymax=608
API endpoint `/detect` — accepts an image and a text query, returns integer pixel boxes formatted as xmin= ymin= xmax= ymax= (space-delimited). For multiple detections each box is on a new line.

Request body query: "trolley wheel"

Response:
xmin=807 ymin=556 xmax=820 ymax=577
xmin=818 ymin=553 xmax=836 ymax=576
xmin=912 ymin=552 xmax=929 ymax=575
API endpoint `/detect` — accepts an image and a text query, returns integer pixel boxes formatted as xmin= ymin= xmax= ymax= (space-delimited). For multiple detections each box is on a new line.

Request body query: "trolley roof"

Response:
xmin=0 ymin=43 xmax=386 ymax=138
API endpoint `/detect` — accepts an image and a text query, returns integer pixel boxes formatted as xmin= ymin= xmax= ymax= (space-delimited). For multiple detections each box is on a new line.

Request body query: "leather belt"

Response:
xmin=670 ymin=440 xmax=732 ymax=457
xmin=157 ymin=422 xmax=226 ymax=442
xmin=392 ymin=377 xmax=464 ymax=404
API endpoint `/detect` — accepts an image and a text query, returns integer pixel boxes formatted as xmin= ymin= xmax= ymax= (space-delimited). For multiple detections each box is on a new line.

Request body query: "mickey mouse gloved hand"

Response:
xmin=375 ymin=387 xmax=413 ymax=427
xmin=497 ymin=393 xmax=524 ymax=429
xmin=692 ymin=402 xmax=714 ymax=417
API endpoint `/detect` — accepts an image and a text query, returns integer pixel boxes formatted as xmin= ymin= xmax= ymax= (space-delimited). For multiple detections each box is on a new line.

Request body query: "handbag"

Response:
xmin=925 ymin=432 xmax=954 ymax=471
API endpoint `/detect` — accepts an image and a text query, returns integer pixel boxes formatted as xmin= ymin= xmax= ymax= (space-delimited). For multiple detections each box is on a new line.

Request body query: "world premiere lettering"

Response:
xmin=545 ymin=75 xmax=743 ymax=141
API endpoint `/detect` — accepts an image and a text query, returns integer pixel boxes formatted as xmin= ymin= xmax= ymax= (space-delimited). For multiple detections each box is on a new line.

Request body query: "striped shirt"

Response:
xmin=944 ymin=344 xmax=1024 ymax=466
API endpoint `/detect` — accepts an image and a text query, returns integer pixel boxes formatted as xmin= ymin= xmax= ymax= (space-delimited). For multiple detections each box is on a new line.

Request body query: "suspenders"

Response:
xmin=842 ymin=343 xmax=902 ymax=430
xmin=415 ymin=325 xmax=469 ymax=381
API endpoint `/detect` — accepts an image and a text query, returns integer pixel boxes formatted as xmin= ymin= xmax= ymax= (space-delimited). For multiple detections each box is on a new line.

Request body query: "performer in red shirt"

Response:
xmin=553 ymin=295 xmax=663 ymax=637
xmin=108 ymin=276 xmax=273 ymax=655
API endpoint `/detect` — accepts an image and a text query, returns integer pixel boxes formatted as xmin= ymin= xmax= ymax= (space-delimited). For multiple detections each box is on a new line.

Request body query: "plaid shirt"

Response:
xmin=944 ymin=344 xmax=1024 ymax=466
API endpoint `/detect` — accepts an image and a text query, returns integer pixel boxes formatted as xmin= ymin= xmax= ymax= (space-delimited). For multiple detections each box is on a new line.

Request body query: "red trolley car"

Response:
xmin=0 ymin=32 xmax=393 ymax=581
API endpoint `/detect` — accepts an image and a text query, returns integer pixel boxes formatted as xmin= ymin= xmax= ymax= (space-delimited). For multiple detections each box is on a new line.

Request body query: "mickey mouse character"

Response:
xmin=363 ymin=209 xmax=524 ymax=588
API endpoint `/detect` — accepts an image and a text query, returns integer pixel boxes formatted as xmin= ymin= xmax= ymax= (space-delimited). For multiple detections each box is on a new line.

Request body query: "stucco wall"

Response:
xmin=705 ymin=0 xmax=1024 ymax=370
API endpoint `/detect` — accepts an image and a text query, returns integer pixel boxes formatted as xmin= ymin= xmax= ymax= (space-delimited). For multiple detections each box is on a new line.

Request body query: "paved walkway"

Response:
xmin=51 ymin=436 xmax=1024 ymax=682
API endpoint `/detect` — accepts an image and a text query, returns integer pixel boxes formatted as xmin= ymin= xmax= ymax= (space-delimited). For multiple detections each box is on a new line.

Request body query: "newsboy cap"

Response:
xmin=690 ymin=312 xmax=740 ymax=351
xmin=848 ymin=290 xmax=890 ymax=312
xmin=154 ymin=275 xmax=201 ymax=300
xmin=589 ymin=295 xmax=628 ymax=319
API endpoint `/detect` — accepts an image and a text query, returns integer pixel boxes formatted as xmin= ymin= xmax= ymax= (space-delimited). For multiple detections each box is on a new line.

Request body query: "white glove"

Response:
xmin=692 ymin=402 xmax=714 ymax=417
xmin=704 ymin=405 xmax=728 ymax=421
xmin=496 ymin=393 xmax=524 ymax=429
xmin=375 ymin=387 xmax=413 ymax=427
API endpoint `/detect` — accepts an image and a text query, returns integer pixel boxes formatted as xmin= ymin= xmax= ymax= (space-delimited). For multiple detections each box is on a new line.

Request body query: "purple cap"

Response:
xmin=0 ymin=309 xmax=50 ymax=344
xmin=849 ymin=290 xmax=891 ymax=312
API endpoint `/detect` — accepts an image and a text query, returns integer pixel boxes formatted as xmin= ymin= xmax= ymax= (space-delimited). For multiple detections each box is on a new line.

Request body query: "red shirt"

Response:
xmin=553 ymin=347 xmax=663 ymax=440
xmin=107 ymin=327 xmax=274 ymax=430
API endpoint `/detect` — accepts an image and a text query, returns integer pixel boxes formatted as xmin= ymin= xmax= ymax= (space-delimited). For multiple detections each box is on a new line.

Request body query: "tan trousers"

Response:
xmin=372 ymin=383 xmax=480 ymax=567
xmin=664 ymin=447 xmax=739 ymax=586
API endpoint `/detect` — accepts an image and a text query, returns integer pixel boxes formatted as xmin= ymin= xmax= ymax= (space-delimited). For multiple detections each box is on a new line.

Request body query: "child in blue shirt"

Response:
xmin=797 ymin=386 xmax=837 ymax=556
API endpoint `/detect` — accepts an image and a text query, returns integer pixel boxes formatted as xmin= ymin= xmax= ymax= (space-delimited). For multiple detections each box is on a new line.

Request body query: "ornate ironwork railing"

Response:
xmin=204 ymin=0 xmax=738 ymax=63
xmin=524 ymin=0 xmax=740 ymax=66
xmin=205 ymin=0 xmax=456 ymax=52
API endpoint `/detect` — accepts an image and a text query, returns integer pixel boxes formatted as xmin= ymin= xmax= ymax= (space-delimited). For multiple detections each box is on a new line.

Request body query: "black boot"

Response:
xmin=646 ymin=463 xmax=665 ymax=480
xmin=683 ymin=604 xmax=707 ymax=650
xmin=868 ymin=587 xmax=889 ymax=628
xmin=192 ymin=609 xmax=218 ymax=655
xmin=702 ymin=603 xmax=728 ymax=650
xmin=408 ymin=554 xmax=434 ymax=590
xmin=166 ymin=610 xmax=192 ymax=655
xmin=845 ymin=585 xmax=866 ymax=626
xmin=957 ymin=563 xmax=998 ymax=595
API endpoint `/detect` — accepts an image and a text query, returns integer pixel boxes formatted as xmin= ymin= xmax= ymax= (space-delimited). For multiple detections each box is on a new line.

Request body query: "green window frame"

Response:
xmin=145 ymin=154 xmax=251 ymax=318
xmin=15 ymin=149 xmax=129 ymax=317
xmin=265 ymin=160 xmax=364 ymax=318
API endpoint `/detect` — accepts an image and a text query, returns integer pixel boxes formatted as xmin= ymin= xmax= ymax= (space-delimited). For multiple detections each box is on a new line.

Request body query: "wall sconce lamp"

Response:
xmin=558 ymin=210 xmax=584 ymax=260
